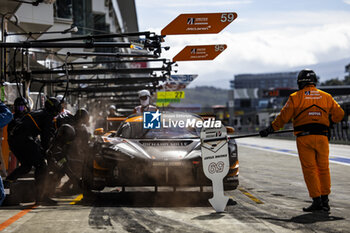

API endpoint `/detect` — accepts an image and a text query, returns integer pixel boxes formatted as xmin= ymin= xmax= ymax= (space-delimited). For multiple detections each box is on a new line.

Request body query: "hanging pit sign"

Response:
xmin=156 ymin=91 xmax=185 ymax=106
xmin=157 ymin=91 xmax=185 ymax=99
xmin=173 ymin=44 xmax=227 ymax=62
xmin=163 ymin=74 xmax=198 ymax=91
xmin=161 ymin=12 xmax=237 ymax=35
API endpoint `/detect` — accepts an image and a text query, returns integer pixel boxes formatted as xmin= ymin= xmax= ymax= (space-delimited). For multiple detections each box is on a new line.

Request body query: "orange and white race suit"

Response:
xmin=134 ymin=105 xmax=158 ymax=114
xmin=271 ymin=85 xmax=344 ymax=198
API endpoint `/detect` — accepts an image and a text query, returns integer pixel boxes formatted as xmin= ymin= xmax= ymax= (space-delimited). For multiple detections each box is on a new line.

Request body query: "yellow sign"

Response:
xmin=157 ymin=91 xmax=185 ymax=99
xmin=235 ymin=111 xmax=244 ymax=116
xmin=156 ymin=102 xmax=170 ymax=107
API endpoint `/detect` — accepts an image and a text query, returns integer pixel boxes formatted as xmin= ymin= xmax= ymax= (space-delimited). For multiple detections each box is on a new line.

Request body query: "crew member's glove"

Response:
xmin=259 ymin=125 xmax=274 ymax=137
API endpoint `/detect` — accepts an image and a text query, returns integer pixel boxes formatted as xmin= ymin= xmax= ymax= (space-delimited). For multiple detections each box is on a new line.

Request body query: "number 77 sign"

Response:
xmin=161 ymin=12 xmax=237 ymax=35
xmin=173 ymin=44 xmax=227 ymax=62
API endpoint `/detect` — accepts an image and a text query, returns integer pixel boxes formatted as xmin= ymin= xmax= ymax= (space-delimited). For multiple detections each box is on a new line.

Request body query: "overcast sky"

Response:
xmin=135 ymin=0 xmax=350 ymax=88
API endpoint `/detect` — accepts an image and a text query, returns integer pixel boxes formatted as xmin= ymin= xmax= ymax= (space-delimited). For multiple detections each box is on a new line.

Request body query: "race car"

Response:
xmin=82 ymin=111 xmax=239 ymax=192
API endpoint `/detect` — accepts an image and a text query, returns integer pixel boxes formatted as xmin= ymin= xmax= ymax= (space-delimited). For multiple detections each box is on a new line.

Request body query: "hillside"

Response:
xmin=180 ymin=86 xmax=229 ymax=107
xmin=187 ymin=57 xmax=350 ymax=89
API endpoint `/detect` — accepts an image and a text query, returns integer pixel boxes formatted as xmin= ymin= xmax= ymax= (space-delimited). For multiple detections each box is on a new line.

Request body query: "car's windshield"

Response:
xmin=116 ymin=113 xmax=202 ymax=139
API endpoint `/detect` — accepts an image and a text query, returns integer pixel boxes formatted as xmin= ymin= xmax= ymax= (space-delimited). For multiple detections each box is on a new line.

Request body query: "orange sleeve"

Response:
xmin=271 ymin=96 xmax=295 ymax=131
xmin=329 ymin=96 xmax=344 ymax=123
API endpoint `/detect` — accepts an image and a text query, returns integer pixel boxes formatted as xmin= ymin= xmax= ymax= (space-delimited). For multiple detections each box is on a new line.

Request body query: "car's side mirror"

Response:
xmin=94 ymin=128 xmax=104 ymax=135
xmin=226 ymin=126 xmax=235 ymax=135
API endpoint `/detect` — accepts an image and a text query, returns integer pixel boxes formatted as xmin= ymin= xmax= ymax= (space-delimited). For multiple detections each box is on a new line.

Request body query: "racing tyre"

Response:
xmin=224 ymin=181 xmax=239 ymax=191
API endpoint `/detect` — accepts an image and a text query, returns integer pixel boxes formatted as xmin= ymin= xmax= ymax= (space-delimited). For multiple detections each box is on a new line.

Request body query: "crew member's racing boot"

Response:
xmin=303 ymin=197 xmax=323 ymax=212
xmin=321 ymin=195 xmax=330 ymax=212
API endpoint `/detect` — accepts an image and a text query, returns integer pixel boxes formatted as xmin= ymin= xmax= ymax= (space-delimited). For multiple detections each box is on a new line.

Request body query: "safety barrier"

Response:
xmin=329 ymin=121 xmax=350 ymax=142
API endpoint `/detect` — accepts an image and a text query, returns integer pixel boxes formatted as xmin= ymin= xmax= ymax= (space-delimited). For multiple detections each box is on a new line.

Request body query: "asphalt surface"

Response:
xmin=1 ymin=137 xmax=349 ymax=232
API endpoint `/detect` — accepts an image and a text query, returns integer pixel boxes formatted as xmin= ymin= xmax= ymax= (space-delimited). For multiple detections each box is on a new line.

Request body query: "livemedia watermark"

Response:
xmin=143 ymin=110 xmax=221 ymax=129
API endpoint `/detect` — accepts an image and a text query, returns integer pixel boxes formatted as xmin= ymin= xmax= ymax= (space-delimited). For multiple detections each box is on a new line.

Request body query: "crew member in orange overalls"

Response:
xmin=259 ymin=69 xmax=344 ymax=212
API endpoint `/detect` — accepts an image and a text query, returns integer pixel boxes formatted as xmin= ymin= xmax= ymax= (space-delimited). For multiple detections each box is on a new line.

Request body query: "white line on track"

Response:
xmin=238 ymin=142 xmax=350 ymax=167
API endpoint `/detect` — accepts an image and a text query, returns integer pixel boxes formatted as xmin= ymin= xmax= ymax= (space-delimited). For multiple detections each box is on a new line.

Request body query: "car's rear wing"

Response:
xmin=198 ymin=113 xmax=216 ymax=121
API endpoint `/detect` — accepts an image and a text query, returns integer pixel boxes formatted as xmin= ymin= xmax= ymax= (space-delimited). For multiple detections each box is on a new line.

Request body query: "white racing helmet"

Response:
xmin=138 ymin=90 xmax=151 ymax=106
xmin=56 ymin=94 xmax=65 ymax=103
xmin=138 ymin=90 xmax=151 ymax=98
xmin=109 ymin=105 xmax=116 ymax=110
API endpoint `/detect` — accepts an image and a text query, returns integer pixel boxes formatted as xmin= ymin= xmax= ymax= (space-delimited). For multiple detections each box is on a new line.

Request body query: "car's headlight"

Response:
xmin=194 ymin=141 xmax=201 ymax=150
xmin=229 ymin=145 xmax=237 ymax=158
xmin=101 ymin=147 xmax=134 ymax=161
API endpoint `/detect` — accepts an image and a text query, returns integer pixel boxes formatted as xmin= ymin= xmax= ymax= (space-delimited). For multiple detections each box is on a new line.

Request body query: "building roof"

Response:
xmin=234 ymin=72 xmax=298 ymax=80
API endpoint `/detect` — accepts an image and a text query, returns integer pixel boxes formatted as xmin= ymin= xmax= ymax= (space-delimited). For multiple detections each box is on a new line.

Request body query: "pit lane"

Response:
xmin=0 ymin=138 xmax=349 ymax=233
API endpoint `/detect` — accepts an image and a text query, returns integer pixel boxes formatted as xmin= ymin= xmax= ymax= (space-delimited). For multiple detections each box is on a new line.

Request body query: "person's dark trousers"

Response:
xmin=7 ymin=137 xmax=49 ymax=200
xmin=0 ymin=176 xmax=5 ymax=206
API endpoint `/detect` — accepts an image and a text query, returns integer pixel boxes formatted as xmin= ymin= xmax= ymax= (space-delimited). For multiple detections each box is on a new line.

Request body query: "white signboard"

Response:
xmin=163 ymin=74 xmax=198 ymax=91
xmin=200 ymin=125 xmax=230 ymax=212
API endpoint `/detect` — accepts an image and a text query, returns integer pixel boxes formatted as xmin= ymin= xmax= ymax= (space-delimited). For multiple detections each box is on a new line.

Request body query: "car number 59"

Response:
xmin=220 ymin=13 xmax=235 ymax=23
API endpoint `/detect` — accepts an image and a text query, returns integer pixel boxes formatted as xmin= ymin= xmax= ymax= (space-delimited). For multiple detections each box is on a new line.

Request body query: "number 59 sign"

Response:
xmin=161 ymin=12 xmax=238 ymax=35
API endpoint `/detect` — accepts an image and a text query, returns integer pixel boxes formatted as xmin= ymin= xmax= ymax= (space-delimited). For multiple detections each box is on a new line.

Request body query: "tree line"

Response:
xmin=321 ymin=74 xmax=350 ymax=86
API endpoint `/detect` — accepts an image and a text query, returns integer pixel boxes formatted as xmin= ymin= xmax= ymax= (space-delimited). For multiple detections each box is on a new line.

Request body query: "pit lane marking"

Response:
xmin=238 ymin=142 xmax=350 ymax=166
xmin=69 ymin=194 xmax=83 ymax=205
xmin=238 ymin=187 xmax=264 ymax=204
xmin=0 ymin=205 xmax=37 ymax=231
